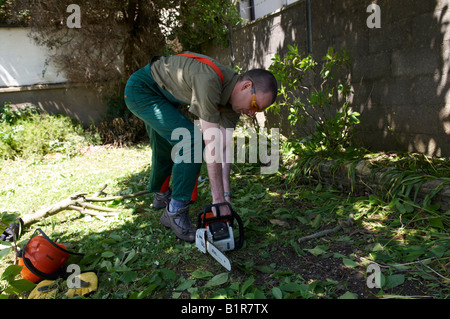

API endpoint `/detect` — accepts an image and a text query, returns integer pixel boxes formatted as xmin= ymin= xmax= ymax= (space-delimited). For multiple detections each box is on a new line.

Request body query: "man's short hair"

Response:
xmin=239 ymin=69 xmax=278 ymax=104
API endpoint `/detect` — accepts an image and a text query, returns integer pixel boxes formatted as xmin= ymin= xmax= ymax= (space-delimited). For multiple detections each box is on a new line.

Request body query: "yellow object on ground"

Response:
xmin=28 ymin=280 xmax=58 ymax=299
xmin=66 ymin=272 xmax=98 ymax=298
xmin=28 ymin=272 xmax=98 ymax=299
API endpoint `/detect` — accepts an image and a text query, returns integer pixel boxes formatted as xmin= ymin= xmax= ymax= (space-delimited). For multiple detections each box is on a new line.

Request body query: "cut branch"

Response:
xmin=20 ymin=185 xmax=151 ymax=227
xmin=85 ymin=190 xmax=151 ymax=202
xmin=67 ymin=205 xmax=119 ymax=217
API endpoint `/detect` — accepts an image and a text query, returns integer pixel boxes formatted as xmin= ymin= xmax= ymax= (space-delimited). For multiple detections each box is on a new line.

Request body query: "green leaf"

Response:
xmin=342 ymin=257 xmax=359 ymax=268
xmin=0 ymin=247 xmax=11 ymax=259
xmin=101 ymin=251 xmax=115 ymax=258
xmin=429 ymin=217 xmax=444 ymax=229
xmin=191 ymin=270 xmax=213 ymax=279
xmin=129 ymin=284 xmax=158 ymax=299
xmin=272 ymin=287 xmax=283 ymax=299
xmin=255 ymin=264 xmax=274 ymax=274
xmin=204 ymin=272 xmax=228 ymax=288
xmin=389 ymin=198 xmax=400 ymax=209
xmin=429 ymin=245 xmax=446 ymax=258
xmin=338 ymin=291 xmax=358 ymax=299
xmin=10 ymin=279 xmax=35 ymax=293
xmin=159 ymin=269 xmax=177 ymax=281
xmin=305 ymin=245 xmax=329 ymax=256
xmin=280 ymin=282 xmax=301 ymax=292
xmin=109 ymin=234 xmax=122 ymax=241
xmin=402 ymin=246 xmax=427 ymax=262
xmin=0 ymin=212 xmax=19 ymax=226
xmin=311 ymin=214 xmax=322 ymax=228
xmin=175 ymin=279 xmax=196 ymax=291
xmin=253 ymin=287 xmax=266 ymax=299
xmin=272 ymin=207 xmax=291 ymax=216
xmin=1 ymin=265 xmax=22 ymax=282
xmin=384 ymin=274 xmax=405 ymax=290
xmin=241 ymin=277 xmax=255 ymax=294
xmin=290 ymin=240 xmax=307 ymax=256
xmin=120 ymin=270 xmax=138 ymax=283
xmin=372 ymin=243 xmax=384 ymax=252
xmin=122 ymin=249 xmax=136 ymax=265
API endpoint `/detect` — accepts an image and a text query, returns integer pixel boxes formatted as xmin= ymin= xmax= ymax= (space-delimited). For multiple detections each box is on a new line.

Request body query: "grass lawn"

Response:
xmin=0 ymin=144 xmax=448 ymax=299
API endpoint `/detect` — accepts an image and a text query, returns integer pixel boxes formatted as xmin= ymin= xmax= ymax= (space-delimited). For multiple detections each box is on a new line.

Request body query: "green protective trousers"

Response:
xmin=124 ymin=59 xmax=204 ymax=202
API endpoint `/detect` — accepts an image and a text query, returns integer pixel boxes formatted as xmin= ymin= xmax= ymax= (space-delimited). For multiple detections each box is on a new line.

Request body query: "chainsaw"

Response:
xmin=195 ymin=202 xmax=244 ymax=271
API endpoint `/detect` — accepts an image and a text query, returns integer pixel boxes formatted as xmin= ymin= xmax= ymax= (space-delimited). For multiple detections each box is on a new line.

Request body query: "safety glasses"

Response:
xmin=250 ymin=80 xmax=262 ymax=113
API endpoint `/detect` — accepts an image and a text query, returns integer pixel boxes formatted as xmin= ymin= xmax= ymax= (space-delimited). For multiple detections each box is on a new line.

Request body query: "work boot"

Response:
xmin=152 ymin=189 xmax=171 ymax=210
xmin=160 ymin=206 xmax=196 ymax=243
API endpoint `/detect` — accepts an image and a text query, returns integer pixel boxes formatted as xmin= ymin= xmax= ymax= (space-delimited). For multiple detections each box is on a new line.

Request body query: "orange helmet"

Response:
xmin=18 ymin=229 xmax=71 ymax=283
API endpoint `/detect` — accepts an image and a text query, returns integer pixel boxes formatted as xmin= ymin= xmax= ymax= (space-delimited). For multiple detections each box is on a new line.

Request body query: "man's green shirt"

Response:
xmin=150 ymin=53 xmax=241 ymax=128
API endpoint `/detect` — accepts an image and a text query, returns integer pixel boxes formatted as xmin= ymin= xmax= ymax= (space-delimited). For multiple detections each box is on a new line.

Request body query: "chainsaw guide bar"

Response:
xmin=195 ymin=228 xmax=231 ymax=271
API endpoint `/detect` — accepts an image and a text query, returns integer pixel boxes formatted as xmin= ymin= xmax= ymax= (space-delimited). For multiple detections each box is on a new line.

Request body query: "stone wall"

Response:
xmin=203 ymin=0 xmax=450 ymax=157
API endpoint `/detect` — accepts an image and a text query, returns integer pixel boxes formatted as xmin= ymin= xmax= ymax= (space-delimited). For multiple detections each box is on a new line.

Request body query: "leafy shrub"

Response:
xmin=0 ymin=106 xmax=100 ymax=160
xmin=0 ymin=102 xmax=39 ymax=125
xmin=269 ymin=45 xmax=360 ymax=155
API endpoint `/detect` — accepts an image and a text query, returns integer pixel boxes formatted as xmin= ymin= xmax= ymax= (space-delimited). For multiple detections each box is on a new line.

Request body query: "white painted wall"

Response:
xmin=238 ymin=0 xmax=299 ymax=21
xmin=0 ymin=27 xmax=67 ymax=87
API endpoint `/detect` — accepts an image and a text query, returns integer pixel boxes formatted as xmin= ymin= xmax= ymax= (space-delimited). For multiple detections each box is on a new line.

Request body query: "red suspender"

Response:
xmin=175 ymin=53 xmax=224 ymax=83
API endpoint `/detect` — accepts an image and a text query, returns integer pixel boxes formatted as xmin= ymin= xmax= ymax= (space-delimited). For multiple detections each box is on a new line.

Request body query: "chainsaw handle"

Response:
xmin=232 ymin=210 xmax=244 ymax=251
xmin=197 ymin=202 xmax=234 ymax=228
xmin=203 ymin=202 xmax=233 ymax=217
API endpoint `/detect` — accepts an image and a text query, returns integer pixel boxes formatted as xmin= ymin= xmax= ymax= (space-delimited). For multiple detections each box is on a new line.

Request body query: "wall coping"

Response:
xmin=0 ymin=82 xmax=69 ymax=93
xmin=0 ymin=82 xmax=104 ymax=94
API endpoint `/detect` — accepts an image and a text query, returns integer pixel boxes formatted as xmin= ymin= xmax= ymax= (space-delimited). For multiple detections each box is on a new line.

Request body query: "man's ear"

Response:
xmin=241 ymin=80 xmax=252 ymax=90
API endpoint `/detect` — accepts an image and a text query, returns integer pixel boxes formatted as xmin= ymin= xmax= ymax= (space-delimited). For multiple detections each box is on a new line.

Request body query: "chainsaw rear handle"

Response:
xmin=197 ymin=202 xmax=244 ymax=251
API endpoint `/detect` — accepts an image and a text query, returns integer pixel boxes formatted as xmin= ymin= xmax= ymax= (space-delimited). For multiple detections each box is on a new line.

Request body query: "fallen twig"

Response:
xmin=298 ymin=214 xmax=354 ymax=244
xmin=298 ymin=225 xmax=342 ymax=243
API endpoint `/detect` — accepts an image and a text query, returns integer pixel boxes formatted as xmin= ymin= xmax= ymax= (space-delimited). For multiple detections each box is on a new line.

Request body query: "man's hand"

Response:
xmin=211 ymin=204 xmax=231 ymax=217
xmin=212 ymin=202 xmax=232 ymax=217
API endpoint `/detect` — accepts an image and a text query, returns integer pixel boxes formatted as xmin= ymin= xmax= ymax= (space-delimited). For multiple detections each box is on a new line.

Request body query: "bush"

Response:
xmin=269 ymin=45 xmax=360 ymax=155
xmin=0 ymin=102 xmax=38 ymax=125
xmin=0 ymin=105 xmax=100 ymax=160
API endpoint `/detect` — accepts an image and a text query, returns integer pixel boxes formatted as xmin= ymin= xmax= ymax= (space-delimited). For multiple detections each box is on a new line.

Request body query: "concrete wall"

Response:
xmin=1 ymin=84 xmax=109 ymax=126
xmin=203 ymin=0 xmax=450 ymax=157
xmin=238 ymin=0 xmax=301 ymax=21
xmin=0 ymin=27 xmax=109 ymax=126
xmin=0 ymin=27 xmax=67 ymax=86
